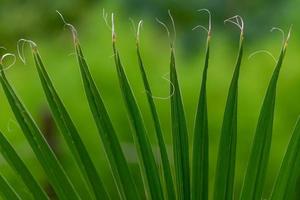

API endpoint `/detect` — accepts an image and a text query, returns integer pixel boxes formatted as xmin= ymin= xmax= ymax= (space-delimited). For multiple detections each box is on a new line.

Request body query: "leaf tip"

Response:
xmin=284 ymin=25 xmax=292 ymax=49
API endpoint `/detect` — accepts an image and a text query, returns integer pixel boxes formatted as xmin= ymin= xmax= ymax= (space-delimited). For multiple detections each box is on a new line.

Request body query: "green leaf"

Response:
xmin=74 ymin=42 xmax=139 ymax=200
xmin=0 ymin=174 xmax=21 ymax=200
xmin=113 ymin=43 xmax=164 ymax=200
xmin=136 ymin=41 xmax=175 ymax=199
xmin=0 ymin=64 xmax=80 ymax=200
xmin=31 ymin=48 xmax=109 ymax=200
xmin=271 ymin=117 xmax=300 ymax=200
xmin=0 ymin=131 xmax=48 ymax=200
xmin=240 ymin=36 xmax=289 ymax=200
xmin=214 ymin=34 xmax=243 ymax=200
xmin=191 ymin=35 xmax=210 ymax=200
xmin=170 ymin=47 xmax=190 ymax=200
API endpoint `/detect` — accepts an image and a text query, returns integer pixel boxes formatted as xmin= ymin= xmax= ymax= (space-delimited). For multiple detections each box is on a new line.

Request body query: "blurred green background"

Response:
xmin=0 ymin=0 xmax=300 ymax=199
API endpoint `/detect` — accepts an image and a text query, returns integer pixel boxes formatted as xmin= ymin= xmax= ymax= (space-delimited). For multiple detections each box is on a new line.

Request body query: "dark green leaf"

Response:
xmin=75 ymin=42 xmax=139 ymax=200
xmin=170 ymin=47 xmax=190 ymax=200
xmin=0 ymin=174 xmax=21 ymax=200
xmin=0 ymin=64 xmax=80 ymax=200
xmin=136 ymin=42 xmax=175 ymax=199
xmin=271 ymin=117 xmax=300 ymax=200
xmin=214 ymin=34 xmax=243 ymax=200
xmin=191 ymin=35 xmax=210 ymax=200
xmin=240 ymin=36 xmax=288 ymax=200
xmin=113 ymin=43 xmax=164 ymax=200
xmin=0 ymin=131 xmax=48 ymax=200
xmin=32 ymin=49 xmax=108 ymax=200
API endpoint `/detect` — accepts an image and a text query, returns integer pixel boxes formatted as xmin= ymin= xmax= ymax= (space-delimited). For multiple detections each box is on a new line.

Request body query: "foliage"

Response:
xmin=0 ymin=11 xmax=298 ymax=200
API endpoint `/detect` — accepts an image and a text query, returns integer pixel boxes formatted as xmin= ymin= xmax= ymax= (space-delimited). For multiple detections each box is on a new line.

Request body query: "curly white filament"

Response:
xmin=56 ymin=10 xmax=78 ymax=43
xmin=129 ymin=18 xmax=137 ymax=36
xmin=137 ymin=20 xmax=143 ymax=43
xmin=149 ymin=73 xmax=175 ymax=100
xmin=285 ymin=25 xmax=292 ymax=48
xmin=156 ymin=10 xmax=177 ymax=47
xmin=224 ymin=15 xmax=244 ymax=34
xmin=193 ymin=9 xmax=212 ymax=35
xmin=156 ymin=18 xmax=171 ymax=39
xmin=0 ymin=53 xmax=16 ymax=71
xmin=111 ymin=13 xmax=116 ymax=42
xmin=168 ymin=10 xmax=176 ymax=44
xmin=102 ymin=8 xmax=112 ymax=31
xmin=129 ymin=18 xmax=143 ymax=44
xmin=102 ymin=9 xmax=116 ymax=42
xmin=271 ymin=27 xmax=285 ymax=47
xmin=17 ymin=39 xmax=37 ymax=64
xmin=248 ymin=50 xmax=277 ymax=63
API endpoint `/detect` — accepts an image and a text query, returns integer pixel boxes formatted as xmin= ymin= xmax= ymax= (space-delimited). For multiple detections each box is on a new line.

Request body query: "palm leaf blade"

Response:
xmin=113 ymin=43 xmax=164 ymax=200
xmin=0 ymin=64 xmax=80 ymax=200
xmin=214 ymin=35 xmax=243 ymax=200
xmin=74 ymin=43 xmax=139 ymax=199
xmin=240 ymin=38 xmax=288 ymax=200
xmin=136 ymin=43 xmax=175 ymax=199
xmin=191 ymin=37 xmax=210 ymax=200
xmin=0 ymin=174 xmax=21 ymax=200
xmin=271 ymin=117 xmax=300 ymax=200
xmin=170 ymin=47 xmax=190 ymax=200
xmin=0 ymin=131 xmax=48 ymax=200
xmin=32 ymin=50 xmax=108 ymax=200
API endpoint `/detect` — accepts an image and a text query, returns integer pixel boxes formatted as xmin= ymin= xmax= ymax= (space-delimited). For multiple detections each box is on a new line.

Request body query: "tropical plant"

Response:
xmin=0 ymin=10 xmax=298 ymax=200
